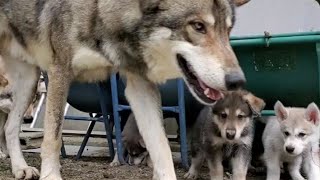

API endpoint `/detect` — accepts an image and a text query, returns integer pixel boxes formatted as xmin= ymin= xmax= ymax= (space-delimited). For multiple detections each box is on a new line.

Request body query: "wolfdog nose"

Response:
xmin=225 ymin=72 xmax=246 ymax=90
xmin=226 ymin=129 xmax=236 ymax=140
xmin=286 ymin=146 xmax=295 ymax=153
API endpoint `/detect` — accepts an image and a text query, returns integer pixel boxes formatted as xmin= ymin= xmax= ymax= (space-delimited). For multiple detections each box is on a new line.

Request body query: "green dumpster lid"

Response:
xmin=230 ymin=31 xmax=320 ymax=47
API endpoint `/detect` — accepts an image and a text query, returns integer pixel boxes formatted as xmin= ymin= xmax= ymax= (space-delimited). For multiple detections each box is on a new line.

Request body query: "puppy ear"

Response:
xmin=243 ymin=92 xmax=265 ymax=117
xmin=274 ymin=101 xmax=288 ymax=121
xmin=234 ymin=0 xmax=250 ymax=7
xmin=139 ymin=138 xmax=146 ymax=148
xmin=305 ymin=102 xmax=320 ymax=126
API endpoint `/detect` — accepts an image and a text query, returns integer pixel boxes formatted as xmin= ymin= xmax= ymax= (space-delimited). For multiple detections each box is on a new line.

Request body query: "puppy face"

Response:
xmin=123 ymin=136 xmax=148 ymax=166
xmin=211 ymin=90 xmax=265 ymax=142
xmin=275 ymin=101 xmax=320 ymax=156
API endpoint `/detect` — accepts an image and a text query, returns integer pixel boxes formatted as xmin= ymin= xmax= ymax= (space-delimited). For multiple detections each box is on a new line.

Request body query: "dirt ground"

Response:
xmin=0 ymin=153 xmax=269 ymax=180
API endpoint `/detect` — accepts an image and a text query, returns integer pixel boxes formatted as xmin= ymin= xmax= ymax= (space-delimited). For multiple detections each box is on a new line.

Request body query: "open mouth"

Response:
xmin=177 ymin=54 xmax=224 ymax=104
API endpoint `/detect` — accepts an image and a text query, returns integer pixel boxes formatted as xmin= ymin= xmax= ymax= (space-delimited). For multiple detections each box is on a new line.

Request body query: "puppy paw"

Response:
xmin=110 ymin=161 xmax=121 ymax=167
xmin=0 ymin=147 xmax=8 ymax=159
xmin=14 ymin=166 xmax=40 ymax=180
xmin=184 ymin=172 xmax=198 ymax=179
xmin=0 ymin=151 xmax=7 ymax=158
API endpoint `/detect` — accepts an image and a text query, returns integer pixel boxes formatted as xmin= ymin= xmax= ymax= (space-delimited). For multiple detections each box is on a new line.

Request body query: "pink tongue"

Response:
xmin=198 ymin=80 xmax=223 ymax=101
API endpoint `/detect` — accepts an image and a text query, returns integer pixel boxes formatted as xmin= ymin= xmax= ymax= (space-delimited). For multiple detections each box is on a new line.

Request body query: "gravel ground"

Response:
xmin=0 ymin=153 xmax=270 ymax=180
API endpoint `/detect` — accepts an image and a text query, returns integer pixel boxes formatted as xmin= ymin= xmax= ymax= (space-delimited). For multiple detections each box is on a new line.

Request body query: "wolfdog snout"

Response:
xmin=225 ymin=71 xmax=246 ymax=90
xmin=226 ymin=128 xmax=236 ymax=140
xmin=285 ymin=146 xmax=295 ymax=154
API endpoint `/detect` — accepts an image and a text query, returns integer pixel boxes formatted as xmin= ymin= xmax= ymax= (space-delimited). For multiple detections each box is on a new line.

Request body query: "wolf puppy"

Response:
xmin=263 ymin=101 xmax=320 ymax=180
xmin=111 ymin=113 xmax=152 ymax=168
xmin=185 ymin=90 xmax=265 ymax=180
xmin=0 ymin=0 xmax=248 ymax=179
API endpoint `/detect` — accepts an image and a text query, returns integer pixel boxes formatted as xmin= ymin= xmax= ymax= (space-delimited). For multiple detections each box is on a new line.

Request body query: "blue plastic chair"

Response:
xmin=110 ymin=74 xmax=190 ymax=169
xmin=43 ymin=73 xmax=115 ymax=159
xmin=65 ymin=82 xmax=115 ymax=159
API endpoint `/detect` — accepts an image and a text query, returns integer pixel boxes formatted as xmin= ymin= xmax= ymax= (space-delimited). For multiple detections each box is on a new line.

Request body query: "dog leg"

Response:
xmin=40 ymin=65 xmax=72 ymax=180
xmin=125 ymin=73 xmax=176 ymax=180
xmin=288 ymin=156 xmax=305 ymax=180
xmin=2 ymin=58 xmax=40 ymax=179
xmin=265 ymin=153 xmax=281 ymax=180
xmin=207 ymin=152 xmax=224 ymax=180
xmin=0 ymin=112 xmax=7 ymax=158
xmin=184 ymin=152 xmax=204 ymax=179
xmin=303 ymin=149 xmax=320 ymax=180
xmin=231 ymin=150 xmax=250 ymax=180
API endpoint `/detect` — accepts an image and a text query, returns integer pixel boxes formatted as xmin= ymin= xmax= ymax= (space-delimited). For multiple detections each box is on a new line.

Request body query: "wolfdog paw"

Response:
xmin=40 ymin=173 xmax=62 ymax=180
xmin=14 ymin=166 xmax=40 ymax=180
xmin=110 ymin=161 xmax=121 ymax=167
xmin=184 ymin=172 xmax=198 ymax=179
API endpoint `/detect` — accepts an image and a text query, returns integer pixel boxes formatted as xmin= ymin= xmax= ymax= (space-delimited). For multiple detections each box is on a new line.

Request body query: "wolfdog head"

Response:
xmin=136 ymin=0 xmax=250 ymax=105
xmin=210 ymin=90 xmax=265 ymax=142
xmin=274 ymin=101 xmax=320 ymax=156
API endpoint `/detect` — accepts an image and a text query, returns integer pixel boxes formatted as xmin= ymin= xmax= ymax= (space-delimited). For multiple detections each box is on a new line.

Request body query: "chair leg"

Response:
xmin=60 ymin=138 xmax=67 ymax=158
xmin=97 ymin=83 xmax=115 ymax=159
xmin=177 ymin=79 xmax=189 ymax=169
xmin=60 ymin=103 xmax=70 ymax=159
xmin=76 ymin=121 xmax=96 ymax=160
xmin=110 ymin=74 xmax=125 ymax=164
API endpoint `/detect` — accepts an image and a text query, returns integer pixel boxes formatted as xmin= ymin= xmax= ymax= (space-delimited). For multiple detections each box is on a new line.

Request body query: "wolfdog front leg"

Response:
xmin=2 ymin=57 xmax=40 ymax=179
xmin=40 ymin=65 xmax=72 ymax=180
xmin=125 ymin=72 xmax=176 ymax=180
xmin=0 ymin=112 xmax=7 ymax=158
xmin=231 ymin=146 xmax=251 ymax=180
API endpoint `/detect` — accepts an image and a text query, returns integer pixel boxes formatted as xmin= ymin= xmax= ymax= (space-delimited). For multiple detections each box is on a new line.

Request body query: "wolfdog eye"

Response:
xmin=220 ymin=112 xmax=227 ymax=119
xmin=284 ymin=131 xmax=290 ymax=136
xmin=237 ymin=114 xmax=244 ymax=119
xmin=190 ymin=22 xmax=206 ymax=34
xmin=298 ymin=133 xmax=306 ymax=138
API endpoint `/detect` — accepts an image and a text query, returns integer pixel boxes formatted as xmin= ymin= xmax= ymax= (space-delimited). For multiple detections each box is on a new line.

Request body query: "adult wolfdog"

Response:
xmin=0 ymin=0 xmax=248 ymax=179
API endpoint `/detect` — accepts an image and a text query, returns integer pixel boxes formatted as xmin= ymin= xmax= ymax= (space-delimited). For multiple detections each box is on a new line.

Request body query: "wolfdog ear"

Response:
xmin=140 ymin=0 xmax=162 ymax=14
xmin=243 ymin=93 xmax=265 ymax=117
xmin=139 ymin=138 xmax=146 ymax=148
xmin=274 ymin=101 xmax=288 ymax=121
xmin=305 ymin=102 xmax=320 ymax=126
xmin=234 ymin=0 xmax=250 ymax=7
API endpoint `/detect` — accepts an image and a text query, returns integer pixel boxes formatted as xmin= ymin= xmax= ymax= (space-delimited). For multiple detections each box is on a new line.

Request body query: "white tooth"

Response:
xmin=204 ymin=88 xmax=210 ymax=95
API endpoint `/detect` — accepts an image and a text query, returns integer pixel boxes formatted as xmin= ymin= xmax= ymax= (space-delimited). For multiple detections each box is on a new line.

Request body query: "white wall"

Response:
xmin=232 ymin=0 xmax=320 ymax=36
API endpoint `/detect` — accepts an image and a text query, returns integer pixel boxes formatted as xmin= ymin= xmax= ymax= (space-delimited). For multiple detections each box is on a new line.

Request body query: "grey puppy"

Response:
xmin=111 ymin=113 xmax=152 ymax=168
xmin=185 ymin=90 xmax=265 ymax=180
xmin=0 ymin=0 xmax=249 ymax=179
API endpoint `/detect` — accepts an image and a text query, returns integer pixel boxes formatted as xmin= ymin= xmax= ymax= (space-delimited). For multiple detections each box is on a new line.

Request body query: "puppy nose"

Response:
xmin=226 ymin=129 xmax=236 ymax=140
xmin=286 ymin=146 xmax=295 ymax=153
xmin=225 ymin=71 xmax=246 ymax=90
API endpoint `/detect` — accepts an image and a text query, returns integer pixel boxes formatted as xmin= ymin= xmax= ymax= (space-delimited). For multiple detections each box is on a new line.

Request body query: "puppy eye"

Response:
xmin=220 ymin=112 xmax=227 ymax=119
xmin=298 ymin=133 xmax=306 ymax=138
xmin=190 ymin=22 xmax=206 ymax=34
xmin=237 ymin=114 xmax=244 ymax=119
xmin=284 ymin=131 xmax=290 ymax=136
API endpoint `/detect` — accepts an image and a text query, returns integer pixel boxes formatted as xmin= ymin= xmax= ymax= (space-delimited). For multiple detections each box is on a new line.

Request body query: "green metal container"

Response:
xmin=231 ymin=32 xmax=320 ymax=110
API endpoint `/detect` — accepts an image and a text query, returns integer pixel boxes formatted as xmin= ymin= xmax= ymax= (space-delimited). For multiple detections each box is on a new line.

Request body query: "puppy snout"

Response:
xmin=225 ymin=71 xmax=246 ymax=90
xmin=286 ymin=146 xmax=295 ymax=154
xmin=226 ymin=129 xmax=236 ymax=140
